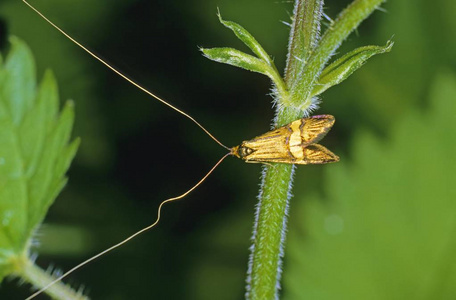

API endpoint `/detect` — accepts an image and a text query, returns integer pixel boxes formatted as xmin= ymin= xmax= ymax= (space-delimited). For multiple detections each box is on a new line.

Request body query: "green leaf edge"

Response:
xmin=311 ymin=40 xmax=394 ymax=96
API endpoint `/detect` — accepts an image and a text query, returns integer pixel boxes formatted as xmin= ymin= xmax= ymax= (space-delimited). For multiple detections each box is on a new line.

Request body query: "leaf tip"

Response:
xmin=7 ymin=36 xmax=32 ymax=57
xmin=72 ymin=136 xmax=82 ymax=151
xmin=216 ymin=7 xmax=224 ymax=23
xmin=385 ymin=39 xmax=394 ymax=52
xmin=8 ymin=35 xmax=20 ymax=45
xmin=216 ymin=7 xmax=231 ymax=28
xmin=65 ymin=99 xmax=75 ymax=108
xmin=216 ymin=7 xmax=221 ymax=18
xmin=42 ymin=68 xmax=58 ymax=87
xmin=199 ymin=47 xmax=209 ymax=57
xmin=60 ymin=100 xmax=76 ymax=123
xmin=199 ymin=47 xmax=220 ymax=62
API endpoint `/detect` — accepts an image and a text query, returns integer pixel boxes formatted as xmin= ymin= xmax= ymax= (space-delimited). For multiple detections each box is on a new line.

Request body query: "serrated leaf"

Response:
xmin=201 ymin=47 xmax=274 ymax=78
xmin=311 ymin=41 xmax=393 ymax=96
xmin=284 ymin=72 xmax=456 ymax=300
xmin=28 ymin=100 xmax=76 ymax=227
xmin=0 ymin=37 xmax=79 ymax=282
xmin=217 ymin=11 xmax=274 ymax=67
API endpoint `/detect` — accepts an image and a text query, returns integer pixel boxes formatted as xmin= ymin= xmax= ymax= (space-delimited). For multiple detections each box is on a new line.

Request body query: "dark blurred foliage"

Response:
xmin=0 ymin=0 xmax=455 ymax=299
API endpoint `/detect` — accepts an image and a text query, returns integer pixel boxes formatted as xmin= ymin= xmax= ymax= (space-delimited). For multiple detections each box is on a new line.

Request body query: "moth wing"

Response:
xmin=294 ymin=144 xmax=339 ymax=165
xmin=247 ymin=125 xmax=290 ymax=143
xmin=240 ymin=126 xmax=291 ymax=163
xmin=300 ymin=115 xmax=335 ymax=145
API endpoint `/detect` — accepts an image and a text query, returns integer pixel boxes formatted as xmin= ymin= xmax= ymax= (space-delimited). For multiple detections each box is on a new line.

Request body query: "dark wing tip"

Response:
xmin=302 ymin=144 xmax=340 ymax=164
xmin=309 ymin=114 xmax=335 ymax=125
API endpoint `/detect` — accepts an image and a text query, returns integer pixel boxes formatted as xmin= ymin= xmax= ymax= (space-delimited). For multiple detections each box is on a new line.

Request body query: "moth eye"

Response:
xmin=239 ymin=145 xmax=254 ymax=157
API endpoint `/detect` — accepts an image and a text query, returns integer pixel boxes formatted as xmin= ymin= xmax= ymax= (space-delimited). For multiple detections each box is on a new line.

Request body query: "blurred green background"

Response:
xmin=1 ymin=0 xmax=455 ymax=299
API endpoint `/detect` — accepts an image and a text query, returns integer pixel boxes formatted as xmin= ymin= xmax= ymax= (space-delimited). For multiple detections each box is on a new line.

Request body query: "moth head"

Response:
xmin=231 ymin=144 xmax=255 ymax=159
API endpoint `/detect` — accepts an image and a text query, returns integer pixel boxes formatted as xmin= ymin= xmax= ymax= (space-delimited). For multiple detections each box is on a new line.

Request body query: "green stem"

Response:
xmin=266 ymin=67 xmax=290 ymax=105
xmin=12 ymin=254 xmax=88 ymax=300
xmin=246 ymin=0 xmax=386 ymax=299
xmin=284 ymin=0 xmax=323 ymax=94
xmin=246 ymin=162 xmax=296 ymax=300
xmin=246 ymin=0 xmax=321 ymax=297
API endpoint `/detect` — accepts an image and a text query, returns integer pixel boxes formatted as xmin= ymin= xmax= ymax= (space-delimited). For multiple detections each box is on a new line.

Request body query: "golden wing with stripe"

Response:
xmin=298 ymin=115 xmax=335 ymax=145
xmin=295 ymin=144 xmax=339 ymax=164
xmin=231 ymin=115 xmax=339 ymax=164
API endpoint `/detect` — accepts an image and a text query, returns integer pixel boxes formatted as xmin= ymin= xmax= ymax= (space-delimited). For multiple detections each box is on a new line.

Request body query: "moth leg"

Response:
xmin=244 ymin=160 xmax=263 ymax=164
xmin=244 ymin=160 xmax=275 ymax=167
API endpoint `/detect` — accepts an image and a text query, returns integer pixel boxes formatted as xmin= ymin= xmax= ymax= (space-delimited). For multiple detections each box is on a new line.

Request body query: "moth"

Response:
xmin=22 ymin=1 xmax=339 ymax=299
xmin=231 ymin=115 xmax=338 ymax=164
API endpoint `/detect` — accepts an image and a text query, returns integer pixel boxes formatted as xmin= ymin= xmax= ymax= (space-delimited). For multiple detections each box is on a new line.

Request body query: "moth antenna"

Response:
xmin=22 ymin=0 xmax=230 ymax=151
xmin=26 ymin=153 xmax=231 ymax=300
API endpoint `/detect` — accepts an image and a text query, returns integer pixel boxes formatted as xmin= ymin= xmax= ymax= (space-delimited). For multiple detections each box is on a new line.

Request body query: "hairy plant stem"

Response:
xmin=246 ymin=0 xmax=386 ymax=299
xmin=12 ymin=254 xmax=87 ymax=300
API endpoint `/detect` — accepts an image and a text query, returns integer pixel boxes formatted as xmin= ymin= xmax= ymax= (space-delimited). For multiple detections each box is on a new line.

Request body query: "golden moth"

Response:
xmin=231 ymin=115 xmax=339 ymax=164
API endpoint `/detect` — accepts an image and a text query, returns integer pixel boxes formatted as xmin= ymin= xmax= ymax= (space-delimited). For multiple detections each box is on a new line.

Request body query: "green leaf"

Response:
xmin=311 ymin=41 xmax=393 ymax=96
xmin=201 ymin=47 xmax=274 ymax=78
xmin=284 ymin=71 xmax=456 ymax=300
xmin=202 ymin=14 xmax=289 ymax=103
xmin=0 ymin=37 xmax=79 ymax=282
xmin=217 ymin=11 xmax=274 ymax=67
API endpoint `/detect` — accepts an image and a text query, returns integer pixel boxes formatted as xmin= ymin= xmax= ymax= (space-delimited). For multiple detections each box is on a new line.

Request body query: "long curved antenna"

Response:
xmin=26 ymin=152 xmax=231 ymax=300
xmin=22 ymin=0 xmax=230 ymax=151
